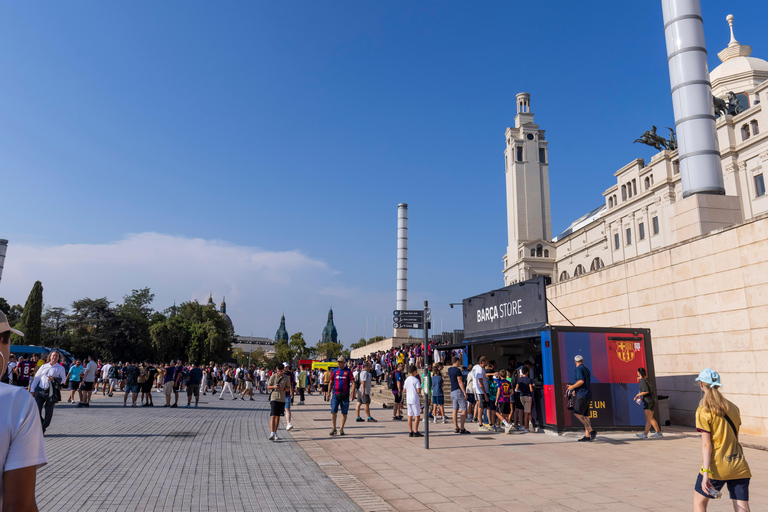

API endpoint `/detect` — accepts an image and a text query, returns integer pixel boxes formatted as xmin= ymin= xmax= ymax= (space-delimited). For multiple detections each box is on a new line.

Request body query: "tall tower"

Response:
xmin=275 ymin=315 xmax=289 ymax=344
xmin=503 ymin=93 xmax=555 ymax=285
xmin=394 ymin=203 xmax=409 ymax=338
xmin=321 ymin=308 xmax=338 ymax=344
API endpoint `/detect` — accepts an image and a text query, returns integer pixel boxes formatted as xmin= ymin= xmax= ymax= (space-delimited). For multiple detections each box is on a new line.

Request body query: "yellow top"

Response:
xmin=695 ymin=400 xmax=751 ymax=480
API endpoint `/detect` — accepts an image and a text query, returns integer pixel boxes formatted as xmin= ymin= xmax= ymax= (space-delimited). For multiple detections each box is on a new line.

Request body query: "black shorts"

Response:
xmin=393 ymin=392 xmax=402 ymax=404
xmin=70 ymin=381 xmax=80 ymax=390
xmin=573 ymin=394 xmax=590 ymax=416
xmin=81 ymin=381 xmax=94 ymax=391
xmin=498 ymin=402 xmax=511 ymax=415
xmin=643 ymin=401 xmax=655 ymax=411
xmin=481 ymin=399 xmax=490 ymax=410
xmin=142 ymin=381 xmax=153 ymax=393
xmin=321 ymin=384 xmax=328 ymax=393
xmin=270 ymin=401 xmax=286 ymax=417
xmin=467 ymin=393 xmax=475 ymax=403
xmin=695 ymin=473 xmax=749 ymax=501
xmin=487 ymin=401 xmax=496 ymax=411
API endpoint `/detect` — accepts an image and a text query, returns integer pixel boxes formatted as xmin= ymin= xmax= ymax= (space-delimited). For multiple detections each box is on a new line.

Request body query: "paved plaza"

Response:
xmin=37 ymin=390 xmax=768 ymax=512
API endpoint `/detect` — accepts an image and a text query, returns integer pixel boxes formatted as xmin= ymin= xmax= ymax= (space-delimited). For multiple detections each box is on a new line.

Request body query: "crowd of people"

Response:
xmin=0 ymin=307 xmax=755 ymax=511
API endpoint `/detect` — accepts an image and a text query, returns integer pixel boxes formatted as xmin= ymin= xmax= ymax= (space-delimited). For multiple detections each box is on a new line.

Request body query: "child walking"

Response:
xmin=404 ymin=365 xmax=422 ymax=437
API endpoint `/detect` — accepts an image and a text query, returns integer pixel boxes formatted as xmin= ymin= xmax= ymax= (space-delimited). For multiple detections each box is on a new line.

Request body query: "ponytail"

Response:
xmin=699 ymin=383 xmax=729 ymax=417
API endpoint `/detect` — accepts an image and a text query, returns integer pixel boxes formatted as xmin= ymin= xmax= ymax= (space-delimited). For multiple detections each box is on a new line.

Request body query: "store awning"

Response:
xmin=437 ymin=324 xmax=545 ymax=350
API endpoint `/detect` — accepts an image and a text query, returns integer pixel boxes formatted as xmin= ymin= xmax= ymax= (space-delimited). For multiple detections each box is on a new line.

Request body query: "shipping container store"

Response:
xmin=445 ymin=276 xmax=657 ymax=433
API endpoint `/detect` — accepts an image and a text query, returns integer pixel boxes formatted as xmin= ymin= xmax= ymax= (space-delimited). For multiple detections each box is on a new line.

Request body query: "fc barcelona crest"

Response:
xmin=616 ymin=341 xmax=635 ymax=363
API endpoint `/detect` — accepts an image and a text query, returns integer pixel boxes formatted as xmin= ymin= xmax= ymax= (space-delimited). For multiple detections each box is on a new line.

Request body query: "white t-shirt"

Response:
xmin=472 ymin=365 xmax=487 ymax=395
xmin=101 ymin=363 xmax=113 ymax=380
xmin=375 ymin=363 xmax=382 ymax=376
xmin=466 ymin=371 xmax=475 ymax=393
xmin=404 ymin=375 xmax=421 ymax=405
xmin=359 ymin=370 xmax=371 ymax=395
xmin=83 ymin=361 xmax=98 ymax=382
xmin=0 ymin=383 xmax=47 ymax=501
xmin=29 ymin=363 xmax=67 ymax=392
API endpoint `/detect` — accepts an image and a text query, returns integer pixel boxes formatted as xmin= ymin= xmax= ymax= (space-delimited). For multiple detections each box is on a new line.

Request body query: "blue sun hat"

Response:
xmin=695 ymin=368 xmax=722 ymax=387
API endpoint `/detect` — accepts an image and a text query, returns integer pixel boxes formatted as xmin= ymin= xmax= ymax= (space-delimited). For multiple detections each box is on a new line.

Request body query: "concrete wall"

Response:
xmin=349 ymin=337 xmax=412 ymax=360
xmin=546 ymin=213 xmax=768 ymax=436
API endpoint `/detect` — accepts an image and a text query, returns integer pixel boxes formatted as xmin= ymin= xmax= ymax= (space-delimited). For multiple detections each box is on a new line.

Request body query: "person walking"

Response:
xmin=391 ymin=363 xmax=405 ymax=420
xmin=326 ymin=356 xmax=355 ymax=436
xmin=283 ymin=364 xmax=295 ymax=431
xmin=66 ymin=360 xmax=83 ymax=404
xmin=142 ymin=362 xmax=156 ymax=406
xmin=80 ymin=355 xmax=98 ymax=407
xmin=516 ymin=366 xmax=535 ymax=433
xmin=693 ymin=369 xmax=751 ymax=511
xmin=634 ymin=367 xmax=662 ymax=439
xmin=185 ymin=363 xmax=203 ymax=408
xmin=354 ymin=362 xmax=376 ymax=423
xmin=431 ymin=367 xmax=445 ymax=424
xmin=1 ymin=313 xmax=47 ymax=511
xmin=567 ymin=355 xmax=595 ymax=442
xmin=123 ymin=361 xmax=140 ymax=407
xmin=219 ymin=366 xmax=236 ymax=400
xmin=100 ymin=361 xmax=112 ymax=396
xmin=448 ymin=357 xmax=469 ymax=434
xmin=163 ymin=360 xmax=178 ymax=407
xmin=107 ymin=362 xmax=119 ymax=397
xmin=403 ymin=365 xmax=422 ymax=437
xmin=267 ymin=363 xmax=291 ymax=441
xmin=297 ymin=365 xmax=307 ymax=405
xmin=30 ymin=349 xmax=66 ymax=434
xmin=472 ymin=357 xmax=490 ymax=431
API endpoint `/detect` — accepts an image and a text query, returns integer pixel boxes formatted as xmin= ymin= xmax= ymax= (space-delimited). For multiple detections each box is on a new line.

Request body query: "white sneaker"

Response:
xmin=274 ymin=434 xmax=280 ymax=441
xmin=442 ymin=418 xmax=447 ymax=424
xmin=636 ymin=433 xmax=648 ymax=439
xmin=505 ymin=424 xmax=513 ymax=435
xmin=650 ymin=432 xmax=663 ymax=438
xmin=268 ymin=433 xmax=276 ymax=441
xmin=523 ymin=428 xmax=530 ymax=433
xmin=433 ymin=418 xmax=437 ymax=424
xmin=286 ymin=423 xmax=294 ymax=431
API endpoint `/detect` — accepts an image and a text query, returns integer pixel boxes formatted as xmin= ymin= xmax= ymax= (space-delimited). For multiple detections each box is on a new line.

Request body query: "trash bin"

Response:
xmin=657 ymin=395 xmax=670 ymax=426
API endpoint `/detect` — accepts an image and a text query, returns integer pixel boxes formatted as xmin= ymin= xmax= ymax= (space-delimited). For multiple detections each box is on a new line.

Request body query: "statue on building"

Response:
xmin=713 ymin=95 xmax=728 ymax=117
xmin=634 ymin=125 xmax=669 ymax=151
xmin=665 ymin=127 xmax=678 ymax=150
xmin=726 ymin=91 xmax=746 ymax=115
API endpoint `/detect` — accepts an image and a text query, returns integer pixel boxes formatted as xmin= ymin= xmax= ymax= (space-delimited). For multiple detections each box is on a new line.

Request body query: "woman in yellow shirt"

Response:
xmin=693 ymin=368 xmax=751 ymax=511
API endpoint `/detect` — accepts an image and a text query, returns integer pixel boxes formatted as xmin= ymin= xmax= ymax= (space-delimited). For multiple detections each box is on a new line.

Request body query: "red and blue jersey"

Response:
xmin=497 ymin=379 xmax=512 ymax=403
xmin=330 ymin=367 xmax=353 ymax=394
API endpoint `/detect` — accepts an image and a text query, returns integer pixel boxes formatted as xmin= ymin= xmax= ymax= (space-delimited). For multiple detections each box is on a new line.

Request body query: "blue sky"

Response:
xmin=2 ymin=1 xmax=765 ymax=344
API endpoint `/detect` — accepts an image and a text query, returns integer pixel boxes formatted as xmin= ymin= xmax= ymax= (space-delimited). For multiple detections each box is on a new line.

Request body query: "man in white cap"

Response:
xmin=1 ymin=310 xmax=47 ymax=510
xmin=567 ymin=355 xmax=595 ymax=442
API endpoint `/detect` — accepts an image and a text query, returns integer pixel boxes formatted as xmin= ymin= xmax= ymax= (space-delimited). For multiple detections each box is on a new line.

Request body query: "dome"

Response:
xmin=709 ymin=15 xmax=768 ymax=97
xmin=220 ymin=312 xmax=235 ymax=336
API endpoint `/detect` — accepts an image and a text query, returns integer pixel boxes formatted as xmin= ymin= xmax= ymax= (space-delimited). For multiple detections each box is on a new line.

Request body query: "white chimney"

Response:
xmin=395 ymin=204 xmax=408 ymax=338
xmin=661 ymin=0 xmax=725 ymax=197
xmin=0 ymin=239 xmax=7 ymax=285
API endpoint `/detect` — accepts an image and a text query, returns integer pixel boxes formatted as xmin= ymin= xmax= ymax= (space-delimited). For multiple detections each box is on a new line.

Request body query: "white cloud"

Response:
xmin=0 ymin=233 xmax=394 ymax=344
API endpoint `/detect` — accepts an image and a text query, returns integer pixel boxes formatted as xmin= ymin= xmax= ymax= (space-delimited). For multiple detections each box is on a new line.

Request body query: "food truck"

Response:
xmin=447 ymin=276 xmax=657 ymax=433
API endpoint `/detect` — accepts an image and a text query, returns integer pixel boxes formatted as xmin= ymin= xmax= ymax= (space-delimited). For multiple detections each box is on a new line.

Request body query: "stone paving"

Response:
xmin=36 ymin=390 xmax=360 ymax=512
xmin=287 ymin=392 xmax=768 ymax=512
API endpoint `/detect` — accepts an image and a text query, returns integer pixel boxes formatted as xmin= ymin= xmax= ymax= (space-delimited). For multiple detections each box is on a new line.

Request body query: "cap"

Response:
xmin=0 ymin=311 xmax=24 ymax=337
xmin=695 ymin=368 xmax=722 ymax=388
xmin=574 ymin=355 xmax=584 ymax=362
xmin=337 ymin=356 xmax=346 ymax=362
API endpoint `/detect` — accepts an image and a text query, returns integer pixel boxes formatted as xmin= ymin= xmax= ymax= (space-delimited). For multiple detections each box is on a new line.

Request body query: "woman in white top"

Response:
xmin=30 ymin=350 xmax=67 ymax=434
xmin=1 ymin=311 xmax=47 ymax=511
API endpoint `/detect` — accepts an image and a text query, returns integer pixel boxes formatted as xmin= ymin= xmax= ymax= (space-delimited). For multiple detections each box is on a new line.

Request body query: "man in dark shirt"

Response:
xmin=164 ymin=360 xmax=177 ymax=408
xmin=567 ymin=355 xmax=595 ymax=442
xmin=448 ymin=357 xmax=469 ymax=433
xmin=123 ymin=361 xmax=140 ymax=407
xmin=185 ymin=363 xmax=203 ymax=408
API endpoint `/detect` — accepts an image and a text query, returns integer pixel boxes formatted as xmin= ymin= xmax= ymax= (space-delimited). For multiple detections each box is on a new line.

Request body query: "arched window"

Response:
xmin=544 ymin=249 xmax=549 ymax=258
xmin=621 ymin=185 xmax=627 ymax=201
xmin=530 ymin=248 xmax=535 ymax=257
xmin=751 ymin=120 xmax=759 ymax=135
xmin=632 ymin=179 xmax=637 ymax=196
xmin=559 ymin=271 xmax=569 ymax=281
xmin=742 ymin=124 xmax=750 ymax=141
xmin=536 ymin=244 xmax=543 ymax=257
xmin=608 ymin=197 xmax=614 ymax=208
xmin=613 ymin=194 xmax=617 ymax=205
xmin=644 ymin=177 xmax=650 ymax=190
xmin=590 ymin=258 xmax=604 ymax=271
xmin=574 ymin=264 xmax=585 ymax=276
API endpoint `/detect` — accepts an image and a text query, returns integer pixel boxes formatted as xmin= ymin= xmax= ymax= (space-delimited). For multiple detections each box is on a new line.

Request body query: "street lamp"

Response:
xmin=448 ymin=302 xmax=462 ymax=309
xmin=0 ymin=239 xmax=7 ymax=285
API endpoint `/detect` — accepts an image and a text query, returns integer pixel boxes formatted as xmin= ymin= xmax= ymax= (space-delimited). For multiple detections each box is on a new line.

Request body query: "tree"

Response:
xmin=0 ymin=298 xmax=22 ymax=325
xmin=67 ymin=297 xmax=122 ymax=360
xmin=289 ymin=332 xmax=309 ymax=360
xmin=150 ymin=300 xmax=232 ymax=365
xmin=273 ymin=339 xmax=294 ymax=365
xmin=41 ymin=306 xmax=70 ymax=348
xmin=14 ymin=281 xmax=44 ymax=345
xmin=250 ymin=347 xmax=267 ymax=366
xmin=313 ymin=341 xmax=343 ymax=361
xmin=115 ymin=288 xmax=155 ymax=360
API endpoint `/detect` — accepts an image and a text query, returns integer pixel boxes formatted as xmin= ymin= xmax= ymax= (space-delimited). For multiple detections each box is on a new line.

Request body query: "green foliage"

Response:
xmin=16 ymin=281 xmax=44 ymax=345
xmin=40 ymin=306 xmax=70 ymax=348
xmin=151 ymin=300 xmax=232 ymax=365
xmin=313 ymin=341 xmax=343 ymax=360
xmin=273 ymin=339 xmax=295 ymax=365
xmin=289 ymin=332 xmax=309 ymax=360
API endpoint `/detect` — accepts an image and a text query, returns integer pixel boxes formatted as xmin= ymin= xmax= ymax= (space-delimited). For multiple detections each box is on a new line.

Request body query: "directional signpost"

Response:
xmin=393 ymin=309 xmax=424 ymax=330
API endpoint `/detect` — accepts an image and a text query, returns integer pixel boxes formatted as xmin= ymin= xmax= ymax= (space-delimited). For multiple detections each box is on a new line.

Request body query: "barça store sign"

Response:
xmin=541 ymin=327 xmax=656 ymax=432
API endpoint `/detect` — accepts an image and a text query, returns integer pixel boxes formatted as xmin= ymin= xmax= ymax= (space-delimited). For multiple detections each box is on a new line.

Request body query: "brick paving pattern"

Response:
xmin=36 ymin=392 xmax=360 ymax=512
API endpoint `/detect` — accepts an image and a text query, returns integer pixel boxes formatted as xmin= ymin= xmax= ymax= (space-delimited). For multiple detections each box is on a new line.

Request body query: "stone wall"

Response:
xmin=546 ymin=213 xmax=768 ymax=436
xmin=349 ymin=337 xmax=412 ymax=360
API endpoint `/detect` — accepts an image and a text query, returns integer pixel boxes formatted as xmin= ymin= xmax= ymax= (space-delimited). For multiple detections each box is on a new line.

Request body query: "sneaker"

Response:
xmin=219 ymin=398 xmax=224 ymax=400
xmin=339 ymin=429 xmax=345 ymax=436
xmin=590 ymin=430 xmax=597 ymax=441
xmin=578 ymin=436 xmax=591 ymax=442
xmin=409 ymin=432 xmax=414 ymax=437
xmin=329 ymin=429 xmax=337 ymax=436
xmin=650 ymin=432 xmax=664 ymax=438
xmin=194 ymin=404 xmax=198 ymax=408
xmin=240 ymin=397 xmax=244 ymax=400
xmin=274 ymin=434 xmax=280 ymax=441
xmin=522 ymin=428 xmax=530 ymax=433
xmin=442 ymin=418 xmax=447 ymax=424
xmin=414 ymin=431 xmax=423 ymax=437
xmin=505 ymin=425 xmax=513 ymax=435
xmin=250 ymin=398 xmax=254 ymax=401
xmin=356 ymin=417 xmax=365 ymax=422
xmin=367 ymin=417 xmax=377 ymax=422
xmin=636 ymin=433 xmax=648 ymax=439
xmin=233 ymin=398 xmax=238 ymax=400
xmin=67 ymin=399 xmax=72 ymax=403
xmin=170 ymin=404 xmax=177 ymax=408
xmin=286 ymin=424 xmax=294 ymax=431
xmin=163 ymin=404 xmax=169 ymax=407
xmin=433 ymin=418 xmax=437 ymax=424
xmin=185 ymin=404 xmax=191 ymax=408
